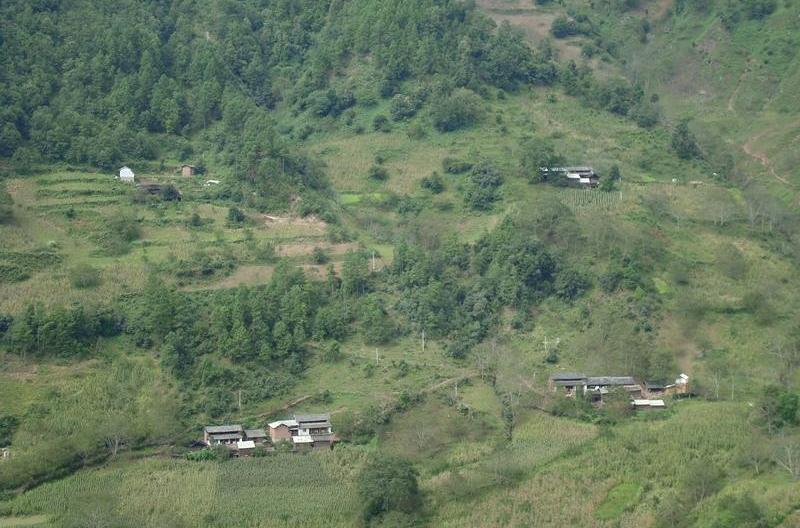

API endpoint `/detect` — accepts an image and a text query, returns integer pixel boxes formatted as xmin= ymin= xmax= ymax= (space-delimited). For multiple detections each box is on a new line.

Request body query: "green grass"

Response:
xmin=595 ymin=482 xmax=642 ymax=520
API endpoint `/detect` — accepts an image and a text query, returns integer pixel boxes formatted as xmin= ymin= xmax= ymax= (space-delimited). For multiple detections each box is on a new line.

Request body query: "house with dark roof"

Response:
xmin=538 ymin=166 xmax=600 ymax=187
xmin=549 ymin=373 xmax=643 ymax=402
xmin=203 ymin=425 xmax=244 ymax=446
xmin=548 ymin=372 xmax=588 ymax=396
xmin=267 ymin=413 xmax=335 ymax=450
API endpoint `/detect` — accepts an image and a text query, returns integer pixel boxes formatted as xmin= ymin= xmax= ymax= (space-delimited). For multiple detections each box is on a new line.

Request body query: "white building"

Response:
xmin=119 ymin=166 xmax=135 ymax=183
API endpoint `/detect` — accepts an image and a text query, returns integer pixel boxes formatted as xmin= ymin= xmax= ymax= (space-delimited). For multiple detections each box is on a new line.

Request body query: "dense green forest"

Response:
xmin=1 ymin=0 xmax=799 ymax=526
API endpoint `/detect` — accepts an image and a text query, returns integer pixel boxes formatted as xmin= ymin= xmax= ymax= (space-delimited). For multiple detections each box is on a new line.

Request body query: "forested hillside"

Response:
xmin=1 ymin=0 xmax=799 ymax=527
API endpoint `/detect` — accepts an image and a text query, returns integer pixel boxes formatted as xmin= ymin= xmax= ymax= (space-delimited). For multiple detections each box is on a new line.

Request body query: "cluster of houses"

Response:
xmin=548 ymin=372 xmax=690 ymax=409
xmin=203 ymin=413 xmax=335 ymax=456
xmin=539 ymin=166 xmax=600 ymax=187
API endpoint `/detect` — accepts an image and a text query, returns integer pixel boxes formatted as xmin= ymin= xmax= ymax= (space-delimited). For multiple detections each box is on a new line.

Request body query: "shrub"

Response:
xmin=373 ymin=115 xmax=391 ymax=132
xmin=358 ymin=455 xmax=420 ymax=522
xmin=464 ymin=161 xmax=503 ymax=210
xmin=322 ymin=341 xmax=343 ymax=363
xmin=672 ymin=120 xmax=701 ymax=160
xmin=442 ymin=158 xmax=472 ymax=174
xmin=519 ymin=137 xmax=564 ymax=183
xmin=227 ymin=207 xmax=246 ymax=223
xmin=430 ymin=88 xmax=484 ymax=132
xmin=160 ymin=184 xmax=181 ymax=201
xmin=368 ymin=165 xmax=389 ymax=181
xmin=185 ymin=448 xmax=218 ymax=461
xmin=312 ymin=247 xmax=328 ymax=264
xmin=390 ymin=93 xmax=422 ymax=121
xmin=69 ymin=263 xmax=102 ymax=289
xmin=420 ymin=172 xmax=444 ymax=193
xmin=0 ymin=415 xmax=19 ymax=446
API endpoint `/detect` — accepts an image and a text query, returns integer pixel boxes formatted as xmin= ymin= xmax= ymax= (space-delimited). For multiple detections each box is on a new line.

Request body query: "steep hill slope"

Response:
xmin=1 ymin=1 xmax=799 ymax=527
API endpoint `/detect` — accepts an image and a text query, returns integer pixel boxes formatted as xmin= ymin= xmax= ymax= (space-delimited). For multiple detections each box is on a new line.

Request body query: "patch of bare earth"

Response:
xmin=277 ymin=242 xmax=358 ymax=258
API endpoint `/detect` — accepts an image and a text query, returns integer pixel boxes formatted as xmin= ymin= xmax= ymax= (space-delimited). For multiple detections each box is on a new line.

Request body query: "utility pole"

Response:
xmin=371 ymin=251 xmax=376 ymax=272
xmin=238 ymin=389 xmax=242 ymax=411
xmin=421 ymin=329 xmax=425 ymax=352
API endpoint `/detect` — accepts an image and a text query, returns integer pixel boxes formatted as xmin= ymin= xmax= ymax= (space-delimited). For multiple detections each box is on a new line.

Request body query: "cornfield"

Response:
xmin=562 ymin=189 xmax=624 ymax=213
xmin=6 ymin=455 xmax=360 ymax=527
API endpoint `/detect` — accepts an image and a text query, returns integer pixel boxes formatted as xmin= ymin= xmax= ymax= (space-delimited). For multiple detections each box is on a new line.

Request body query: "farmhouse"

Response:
xmin=548 ymin=372 xmax=588 ymax=396
xmin=549 ymin=372 xmax=690 ymax=404
xmin=585 ymin=376 xmax=642 ymax=401
xmin=549 ymin=373 xmax=642 ymax=402
xmin=180 ymin=164 xmax=196 ymax=177
xmin=119 ymin=166 xmax=135 ymax=183
xmin=204 ymin=424 xmax=244 ymax=446
xmin=268 ymin=413 xmax=335 ymax=450
xmin=539 ymin=166 xmax=599 ymax=187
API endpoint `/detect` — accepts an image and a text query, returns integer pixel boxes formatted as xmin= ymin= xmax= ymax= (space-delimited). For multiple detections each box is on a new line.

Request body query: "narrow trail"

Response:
xmin=741 ymin=131 xmax=792 ymax=187
xmin=727 ymin=60 xmax=752 ymax=113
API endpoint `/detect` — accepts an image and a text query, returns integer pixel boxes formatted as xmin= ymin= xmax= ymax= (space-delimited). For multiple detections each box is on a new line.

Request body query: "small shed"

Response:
xmin=244 ymin=429 xmax=268 ymax=444
xmin=180 ymin=164 xmax=196 ymax=177
xmin=119 ymin=166 xmax=135 ymax=183
xmin=632 ymin=399 xmax=666 ymax=410
xmin=236 ymin=440 xmax=256 ymax=456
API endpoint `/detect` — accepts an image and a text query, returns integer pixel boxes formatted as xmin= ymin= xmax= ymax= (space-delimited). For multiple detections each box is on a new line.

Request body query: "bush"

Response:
xmin=185 ymin=448 xmax=218 ymax=461
xmin=464 ymin=161 xmax=503 ymax=210
xmin=227 ymin=207 xmax=246 ymax=223
xmin=672 ymin=120 xmax=701 ymax=160
xmin=322 ymin=341 xmax=343 ymax=363
xmin=519 ymin=138 xmax=564 ymax=183
xmin=551 ymin=16 xmax=593 ymax=38
xmin=160 ymin=184 xmax=181 ymax=201
xmin=358 ymin=455 xmax=420 ymax=523
xmin=0 ymin=415 xmax=19 ymax=447
xmin=312 ymin=247 xmax=328 ymax=264
xmin=373 ymin=115 xmax=391 ymax=133
xmin=442 ymin=158 xmax=472 ymax=174
xmin=390 ymin=93 xmax=424 ymax=121
xmin=420 ymin=172 xmax=444 ymax=193
xmin=368 ymin=165 xmax=389 ymax=181
xmin=430 ymin=88 xmax=484 ymax=132
xmin=69 ymin=263 xmax=102 ymax=289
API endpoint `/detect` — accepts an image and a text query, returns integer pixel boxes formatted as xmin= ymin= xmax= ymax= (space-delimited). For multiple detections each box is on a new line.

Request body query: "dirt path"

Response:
xmin=741 ymin=131 xmax=792 ymax=186
xmin=422 ymin=372 xmax=478 ymax=395
xmin=727 ymin=60 xmax=752 ymax=113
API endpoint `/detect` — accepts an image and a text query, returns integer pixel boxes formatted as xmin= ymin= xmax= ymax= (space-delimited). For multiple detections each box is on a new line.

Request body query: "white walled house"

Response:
xmin=119 ymin=166 xmax=135 ymax=183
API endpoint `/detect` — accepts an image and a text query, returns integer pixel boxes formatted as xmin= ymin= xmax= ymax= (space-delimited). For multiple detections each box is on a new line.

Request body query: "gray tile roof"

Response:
xmin=551 ymin=372 xmax=586 ymax=381
xmin=295 ymin=413 xmax=331 ymax=425
xmin=586 ymin=376 xmax=637 ymax=386
xmin=204 ymin=425 xmax=243 ymax=434
xmin=244 ymin=429 xmax=267 ymax=439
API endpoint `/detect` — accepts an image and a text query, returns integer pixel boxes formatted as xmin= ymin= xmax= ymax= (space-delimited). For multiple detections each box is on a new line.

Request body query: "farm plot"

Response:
xmin=2 ymin=455 xmax=360 ymax=528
